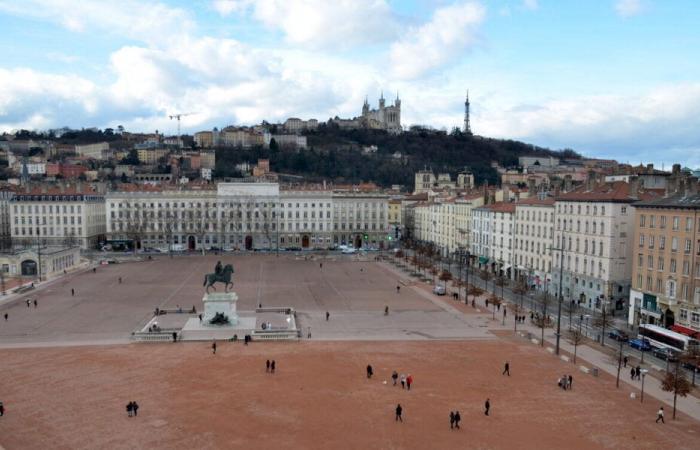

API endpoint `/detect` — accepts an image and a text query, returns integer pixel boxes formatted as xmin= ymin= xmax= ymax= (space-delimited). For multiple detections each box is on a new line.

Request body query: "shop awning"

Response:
xmin=478 ymin=256 xmax=489 ymax=264
xmin=671 ymin=324 xmax=700 ymax=339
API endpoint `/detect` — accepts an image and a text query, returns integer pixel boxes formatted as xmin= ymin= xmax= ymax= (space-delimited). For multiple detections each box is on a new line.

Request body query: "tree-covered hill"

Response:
xmin=215 ymin=124 xmax=579 ymax=189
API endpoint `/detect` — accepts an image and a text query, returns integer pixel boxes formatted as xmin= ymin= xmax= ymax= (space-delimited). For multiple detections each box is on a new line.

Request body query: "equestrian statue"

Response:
xmin=203 ymin=261 xmax=234 ymax=293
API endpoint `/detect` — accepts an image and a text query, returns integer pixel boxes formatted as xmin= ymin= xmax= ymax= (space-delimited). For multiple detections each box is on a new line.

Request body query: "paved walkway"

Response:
xmin=511 ymin=319 xmax=700 ymax=420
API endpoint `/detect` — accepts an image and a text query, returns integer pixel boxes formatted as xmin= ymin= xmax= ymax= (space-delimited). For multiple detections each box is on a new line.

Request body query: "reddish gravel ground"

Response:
xmin=1 ymin=339 xmax=698 ymax=450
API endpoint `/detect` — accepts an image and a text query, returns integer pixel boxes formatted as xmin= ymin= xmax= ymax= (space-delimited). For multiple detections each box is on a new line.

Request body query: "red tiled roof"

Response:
xmin=516 ymin=197 xmax=555 ymax=206
xmin=555 ymin=181 xmax=659 ymax=202
xmin=480 ymin=202 xmax=516 ymax=213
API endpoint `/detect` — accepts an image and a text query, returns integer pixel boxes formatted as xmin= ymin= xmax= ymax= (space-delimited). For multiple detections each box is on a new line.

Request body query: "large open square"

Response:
xmin=0 ymin=254 xmax=489 ymax=345
xmin=1 ymin=255 xmax=699 ymax=449
xmin=1 ymin=340 xmax=699 ymax=450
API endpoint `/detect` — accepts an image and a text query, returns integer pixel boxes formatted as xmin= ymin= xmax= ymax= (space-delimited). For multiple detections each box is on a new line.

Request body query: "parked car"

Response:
xmin=341 ymin=247 xmax=357 ymax=254
xmin=432 ymin=285 xmax=446 ymax=296
xmin=652 ymin=347 xmax=679 ymax=362
xmin=170 ymin=244 xmax=185 ymax=252
xmin=222 ymin=246 xmax=235 ymax=252
xmin=608 ymin=329 xmax=629 ymax=342
xmin=629 ymin=338 xmax=652 ymax=351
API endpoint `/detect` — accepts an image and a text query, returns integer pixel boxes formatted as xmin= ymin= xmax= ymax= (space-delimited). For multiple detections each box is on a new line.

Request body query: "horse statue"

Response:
xmin=203 ymin=264 xmax=234 ymax=294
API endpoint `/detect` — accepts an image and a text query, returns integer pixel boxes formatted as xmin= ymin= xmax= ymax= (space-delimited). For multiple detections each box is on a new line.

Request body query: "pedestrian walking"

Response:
xmin=118 ymin=277 xmax=122 ymax=284
xmin=630 ymin=367 xmax=635 ymax=380
xmin=0 ymin=401 xmax=4 ymax=416
xmin=497 ymin=303 xmax=501 ymax=312
xmin=198 ymin=314 xmax=202 ymax=323
xmin=26 ymin=299 xmax=30 ymax=308
xmin=367 ymin=364 xmax=373 ymax=379
xmin=172 ymin=332 xmax=177 ymax=342
xmin=33 ymin=299 xmax=37 ymax=308
xmin=391 ymin=370 xmax=398 ymax=386
xmin=656 ymin=407 xmax=665 ymax=423
xmin=502 ymin=361 xmax=510 ymax=376
xmin=503 ymin=308 xmax=507 ymax=318
xmin=623 ymin=356 xmax=628 ymax=368
xmin=266 ymin=360 xmax=270 ymax=372
xmin=396 ymin=285 xmax=400 ymax=294
xmin=71 ymin=288 xmax=75 ymax=296
xmin=635 ymin=366 xmax=641 ymax=380
xmin=449 ymin=411 xmax=455 ymax=429
xmin=326 ymin=311 xmax=330 ymax=321
xmin=320 ymin=263 xmax=323 ymax=269
xmin=454 ymin=411 xmax=461 ymax=429
xmin=384 ymin=306 xmax=389 ymax=316
xmin=212 ymin=341 xmax=217 ymax=354
xmin=568 ymin=375 xmax=573 ymax=390
xmin=271 ymin=360 xmax=276 ymax=373
xmin=132 ymin=401 xmax=139 ymax=416
xmin=395 ymin=404 xmax=403 ymax=422
xmin=126 ymin=402 xmax=133 ymax=417
xmin=406 ymin=374 xmax=413 ymax=390
xmin=400 ymin=374 xmax=406 ymax=389
xmin=93 ymin=267 xmax=96 ymax=274
xmin=3 ymin=313 xmax=7 ymax=321
xmin=484 ymin=398 xmax=490 ymax=416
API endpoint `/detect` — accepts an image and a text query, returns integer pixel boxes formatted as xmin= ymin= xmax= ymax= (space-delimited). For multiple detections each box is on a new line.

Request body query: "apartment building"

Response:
xmin=629 ymin=189 xmax=700 ymax=331
xmin=472 ymin=202 xmax=516 ymax=279
xmin=551 ymin=181 xmax=656 ymax=313
xmin=10 ymin=184 xmax=106 ymax=249
xmin=514 ymin=196 xmax=555 ymax=291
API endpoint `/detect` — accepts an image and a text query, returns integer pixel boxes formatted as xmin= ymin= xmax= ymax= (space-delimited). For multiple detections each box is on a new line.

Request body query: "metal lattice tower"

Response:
xmin=464 ymin=90 xmax=472 ymax=134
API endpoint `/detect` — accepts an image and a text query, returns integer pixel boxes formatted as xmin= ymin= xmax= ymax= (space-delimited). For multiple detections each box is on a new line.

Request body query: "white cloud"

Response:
xmin=0 ymin=0 xmax=195 ymax=46
xmin=389 ymin=1 xmax=486 ymax=80
xmin=0 ymin=68 xmax=98 ymax=132
xmin=615 ymin=0 xmax=645 ymax=18
xmin=213 ymin=0 xmax=399 ymax=49
xmin=476 ymin=83 xmax=700 ymax=164
xmin=522 ymin=0 xmax=538 ymax=10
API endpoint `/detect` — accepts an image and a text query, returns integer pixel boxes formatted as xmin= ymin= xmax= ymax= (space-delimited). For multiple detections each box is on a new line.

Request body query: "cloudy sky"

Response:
xmin=0 ymin=0 xmax=698 ymax=167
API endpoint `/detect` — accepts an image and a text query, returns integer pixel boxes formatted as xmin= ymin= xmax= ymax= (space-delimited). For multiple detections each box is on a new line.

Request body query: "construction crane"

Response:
xmin=168 ymin=112 xmax=196 ymax=143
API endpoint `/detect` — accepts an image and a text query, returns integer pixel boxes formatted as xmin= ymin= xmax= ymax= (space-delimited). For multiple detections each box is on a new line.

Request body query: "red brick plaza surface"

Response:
xmin=1 ymin=339 xmax=698 ymax=450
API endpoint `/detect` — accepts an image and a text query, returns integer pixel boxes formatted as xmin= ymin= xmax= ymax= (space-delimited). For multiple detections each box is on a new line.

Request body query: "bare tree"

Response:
xmin=479 ymin=269 xmax=492 ymax=292
xmin=568 ymin=329 xmax=584 ymax=364
xmin=439 ymin=269 xmax=453 ymax=290
xmin=593 ymin=305 xmax=613 ymax=347
xmin=680 ymin=346 xmax=700 ymax=387
xmin=512 ymin=281 xmax=528 ymax=310
xmin=661 ymin=360 xmax=692 ymax=419
xmin=535 ymin=292 xmax=553 ymax=347
xmin=489 ymin=294 xmax=502 ymax=321
xmin=510 ymin=303 xmax=524 ymax=333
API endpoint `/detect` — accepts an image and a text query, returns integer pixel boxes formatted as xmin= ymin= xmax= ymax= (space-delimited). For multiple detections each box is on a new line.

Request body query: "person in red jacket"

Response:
xmin=406 ymin=374 xmax=413 ymax=390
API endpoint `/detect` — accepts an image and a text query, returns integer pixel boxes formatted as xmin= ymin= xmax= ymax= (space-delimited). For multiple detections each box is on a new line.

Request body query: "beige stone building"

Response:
xmin=514 ymin=196 xmax=555 ymax=291
xmin=10 ymin=184 xmax=106 ymax=249
xmin=629 ymin=189 xmax=700 ymax=331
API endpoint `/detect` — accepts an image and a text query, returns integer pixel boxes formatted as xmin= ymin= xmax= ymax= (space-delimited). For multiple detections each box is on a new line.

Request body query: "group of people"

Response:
xmin=449 ymin=411 xmax=462 ymax=429
xmin=25 ymin=299 xmax=37 ymax=308
xmin=630 ymin=365 xmax=643 ymax=380
xmin=125 ymin=401 xmax=139 ymax=417
xmin=265 ymin=360 xmax=277 ymax=373
xmin=558 ymin=374 xmax=573 ymax=390
xmin=389 ymin=370 xmax=413 ymax=390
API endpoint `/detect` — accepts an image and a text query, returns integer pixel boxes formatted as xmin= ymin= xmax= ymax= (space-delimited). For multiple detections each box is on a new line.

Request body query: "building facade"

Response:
xmin=472 ymin=202 xmax=516 ymax=278
xmin=551 ymin=182 xmax=654 ymax=313
xmin=105 ymin=183 xmax=389 ymax=251
xmin=513 ymin=197 xmax=555 ymax=291
xmin=10 ymin=185 xmax=106 ymax=249
xmin=628 ymin=191 xmax=700 ymax=331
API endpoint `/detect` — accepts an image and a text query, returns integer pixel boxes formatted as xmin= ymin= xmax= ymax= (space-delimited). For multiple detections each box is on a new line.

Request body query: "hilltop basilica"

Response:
xmin=331 ymin=92 xmax=402 ymax=134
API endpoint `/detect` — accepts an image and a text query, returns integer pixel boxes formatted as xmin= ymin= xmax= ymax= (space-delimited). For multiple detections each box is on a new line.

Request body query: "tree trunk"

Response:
xmin=574 ymin=343 xmax=578 ymax=364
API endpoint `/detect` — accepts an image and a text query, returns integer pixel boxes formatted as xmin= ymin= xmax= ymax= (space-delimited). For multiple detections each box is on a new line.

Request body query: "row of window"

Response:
xmin=639 ymin=214 xmax=693 ymax=231
xmin=638 ymin=254 xmax=700 ymax=277
xmin=639 ymin=235 xmax=698 ymax=254
xmin=557 ymin=204 xmax=609 ymax=216
xmin=109 ymin=201 xmax=385 ymax=210
xmin=14 ymin=205 xmax=83 ymax=214
xmin=636 ymin=275 xmax=700 ymax=302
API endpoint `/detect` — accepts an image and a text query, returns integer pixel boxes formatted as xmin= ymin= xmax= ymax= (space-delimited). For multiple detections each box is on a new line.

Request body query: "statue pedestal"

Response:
xmin=202 ymin=292 xmax=239 ymax=326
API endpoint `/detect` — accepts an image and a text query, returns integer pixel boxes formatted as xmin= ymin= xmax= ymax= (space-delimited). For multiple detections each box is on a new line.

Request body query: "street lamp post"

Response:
xmin=640 ymin=369 xmax=649 ymax=403
xmin=549 ymin=228 xmax=567 ymax=355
